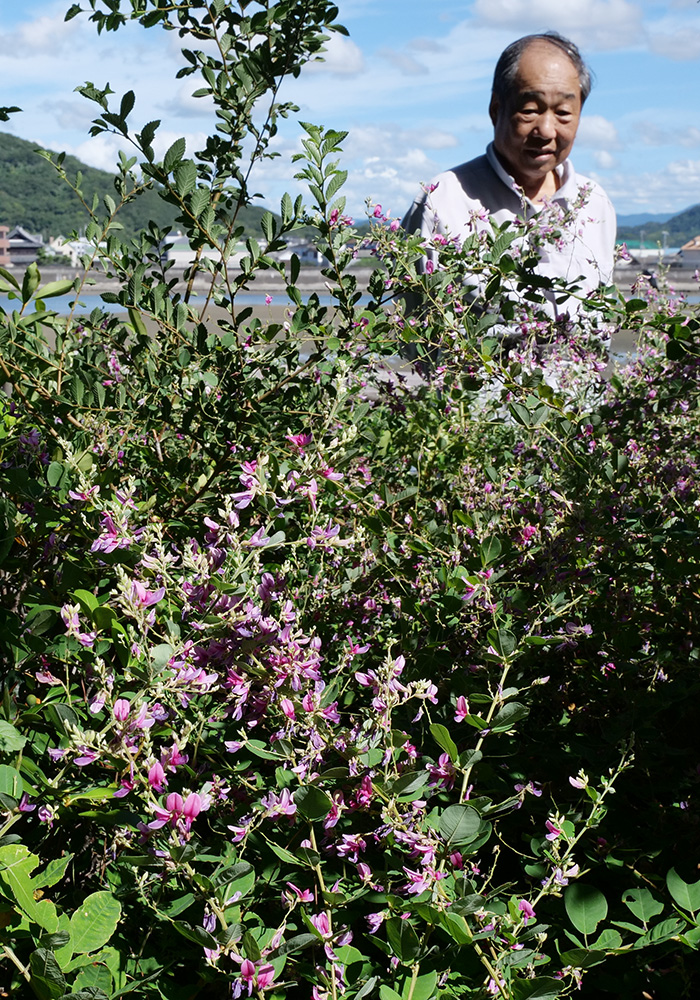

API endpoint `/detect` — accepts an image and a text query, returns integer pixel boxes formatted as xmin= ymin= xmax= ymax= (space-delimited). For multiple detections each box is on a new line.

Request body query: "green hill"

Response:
xmin=0 ymin=131 xmax=269 ymax=242
xmin=617 ymin=203 xmax=700 ymax=247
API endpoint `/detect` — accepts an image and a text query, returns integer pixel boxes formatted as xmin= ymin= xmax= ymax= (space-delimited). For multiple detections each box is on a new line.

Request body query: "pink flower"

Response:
xmin=454 ymin=695 xmax=469 ymax=722
xmin=113 ymin=699 xmax=130 ymax=721
xmin=285 ymin=431 xmax=312 ymax=454
xmin=285 ymin=882 xmax=314 ymax=903
xmin=518 ymin=899 xmax=536 ymax=923
xmin=310 ymin=912 xmax=331 ymax=938
xmin=240 ymin=959 xmax=256 ymax=995
xmin=165 ymin=792 xmax=184 ymax=818
xmin=183 ymin=792 xmax=203 ymax=826
xmin=280 ymin=698 xmax=296 ymax=720
xmin=373 ymin=204 xmax=383 ymax=218
xmin=130 ymin=581 xmax=166 ymax=608
xmin=257 ymin=964 xmax=275 ymax=990
xmin=545 ymin=820 xmax=562 ymax=841
xmin=148 ymin=761 xmax=167 ymax=792
xmin=265 ymin=294 xmax=273 ymax=305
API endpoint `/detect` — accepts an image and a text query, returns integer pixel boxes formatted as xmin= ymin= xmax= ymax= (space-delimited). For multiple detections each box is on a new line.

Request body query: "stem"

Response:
xmin=472 ymin=940 xmax=508 ymax=1000
xmin=405 ymin=963 xmax=421 ymax=1000
xmin=3 ymin=945 xmax=31 ymax=983
xmin=460 ymin=658 xmax=511 ymax=800
xmin=308 ymin=825 xmax=337 ymax=1000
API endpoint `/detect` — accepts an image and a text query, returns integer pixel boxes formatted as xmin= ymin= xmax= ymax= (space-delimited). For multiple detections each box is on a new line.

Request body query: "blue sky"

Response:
xmin=2 ymin=0 xmax=700 ymax=225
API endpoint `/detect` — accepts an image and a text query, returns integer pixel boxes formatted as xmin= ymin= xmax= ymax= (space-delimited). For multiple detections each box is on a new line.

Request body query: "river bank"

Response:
xmin=16 ymin=263 xmax=700 ymax=296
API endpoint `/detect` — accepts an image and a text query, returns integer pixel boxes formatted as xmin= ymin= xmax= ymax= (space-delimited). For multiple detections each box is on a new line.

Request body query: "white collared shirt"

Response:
xmin=402 ymin=143 xmax=616 ymax=319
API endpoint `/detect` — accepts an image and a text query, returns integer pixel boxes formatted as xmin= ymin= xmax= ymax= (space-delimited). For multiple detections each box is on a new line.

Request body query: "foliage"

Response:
xmin=1 ymin=2 xmax=700 ymax=999
xmin=0 ymin=131 xmax=269 ymax=241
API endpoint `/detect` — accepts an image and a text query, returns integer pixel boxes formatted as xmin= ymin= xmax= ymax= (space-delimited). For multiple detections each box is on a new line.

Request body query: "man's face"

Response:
xmin=490 ymin=40 xmax=583 ymax=197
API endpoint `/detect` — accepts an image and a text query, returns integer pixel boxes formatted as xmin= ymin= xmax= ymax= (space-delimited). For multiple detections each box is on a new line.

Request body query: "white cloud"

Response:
xmin=472 ymin=0 xmax=644 ymax=50
xmin=158 ymin=82 xmax=216 ymax=120
xmin=599 ymin=157 xmax=700 ymax=213
xmin=305 ymin=33 xmax=365 ymax=75
xmin=593 ymin=150 xmax=617 ymax=169
xmin=64 ymin=129 xmax=210 ymax=173
xmin=680 ymin=128 xmax=700 ymax=148
xmin=377 ymin=49 xmax=429 ymax=76
xmin=408 ymin=37 xmax=448 ymax=53
xmin=0 ymin=11 xmax=81 ymax=57
xmin=38 ymin=99 xmax=93 ymax=132
xmin=648 ymin=27 xmax=700 ymax=60
xmin=576 ymin=115 xmax=620 ymax=149
xmin=631 ymin=121 xmax=700 ymax=149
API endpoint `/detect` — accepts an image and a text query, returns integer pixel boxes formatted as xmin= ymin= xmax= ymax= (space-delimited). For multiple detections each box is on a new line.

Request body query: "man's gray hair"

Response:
xmin=491 ymin=32 xmax=592 ymax=106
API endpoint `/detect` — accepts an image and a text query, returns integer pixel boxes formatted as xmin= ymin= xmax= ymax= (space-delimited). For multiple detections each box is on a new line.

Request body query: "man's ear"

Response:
xmin=489 ymin=96 xmax=499 ymax=127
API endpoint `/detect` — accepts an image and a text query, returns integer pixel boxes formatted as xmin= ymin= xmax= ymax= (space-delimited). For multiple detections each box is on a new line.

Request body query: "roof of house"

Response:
xmin=8 ymin=225 xmax=44 ymax=247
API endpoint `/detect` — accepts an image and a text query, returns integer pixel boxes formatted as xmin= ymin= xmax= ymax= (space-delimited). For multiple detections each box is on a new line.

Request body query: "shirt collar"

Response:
xmin=486 ymin=142 xmax=578 ymax=206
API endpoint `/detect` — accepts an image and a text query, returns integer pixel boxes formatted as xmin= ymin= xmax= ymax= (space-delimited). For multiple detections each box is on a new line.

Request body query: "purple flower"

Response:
xmin=545 ymin=820 xmax=562 ymax=841
xmin=113 ymin=698 xmax=131 ymax=721
xmin=518 ymin=899 xmax=536 ymax=923
xmin=310 ymin=912 xmax=331 ymax=938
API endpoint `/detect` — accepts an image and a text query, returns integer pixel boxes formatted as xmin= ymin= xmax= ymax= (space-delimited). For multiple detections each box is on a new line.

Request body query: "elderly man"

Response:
xmin=402 ymin=32 xmax=616 ymax=321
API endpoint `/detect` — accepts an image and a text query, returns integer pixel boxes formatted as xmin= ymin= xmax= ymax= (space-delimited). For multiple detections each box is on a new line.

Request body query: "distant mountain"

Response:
xmin=616 ymin=211 xmax=676 ymax=227
xmin=0 ymin=131 xmax=269 ymax=242
xmin=617 ymin=203 xmax=700 ymax=247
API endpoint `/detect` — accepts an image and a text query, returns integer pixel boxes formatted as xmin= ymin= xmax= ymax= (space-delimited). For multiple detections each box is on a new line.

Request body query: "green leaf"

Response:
xmin=0 ymin=265 xmax=20 ymax=290
xmin=244 ymin=740 xmax=284 ymax=760
xmin=29 ymin=948 xmax=66 ymax=1000
xmin=438 ymin=910 xmax=472 ymax=945
xmin=172 ymin=920 xmax=218 ymax=949
xmin=439 ymin=804 xmax=481 ymax=846
xmin=70 ymin=892 xmax=121 ymax=953
xmin=0 ymin=765 xmax=24 ymax=800
xmin=622 ymin=888 xmax=664 ymax=923
xmin=294 ymin=785 xmax=332 ymax=821
xmin=379 ymin=988 xmax=402 ymax=1000
xmin=174 ymin=160 xmax=197 ymax=196
xmin=511 ymin=977 xmax=561 ymax=999
xmin=47 ymin=462 xmax=65 ymax=488
xmin=558 ymin=948 xmax=606 ymax=969
xmin=429 ymin=723 xmax=459 ymax=762
xmin=487 ymin=628 xmax=517 ymax=659
xmin=35 ymin=855 xmax=73 ymax=890
xmin=385 ymin=916 xmax=420 ymax=963
xmin=565 ymin=884 xmax=608 ymax=935
xmin=391 ymin=770 xmax=429 ymax=800
xmin=35 ymin=280 xmax=76 ymax=300
xmin=667 ymin=868 xmax=700 ymax=913
xmin=402 ymin=971 xmax=438 ymax=1000
xmin=64 ymin=991 xmax=110 ymax=1000
xmin=591 ymin=928 xmax=622 ymax=950
xmin=73 ymin=589 xmax=99 ymax=613
xmin=73 ymin=960 xmax=113 ymax=995
xmin=22 ymin=262 xmax=41 ymax=304
xmin=480 ymin=535 xmax=502 ymax=566
xmin=242 ymin=930 xmax=261 ymax=962
xmin=163 ymin=137 xmax=186 ymax=173
xmin=271 ymin=933 xmax=318 ymax=957
xmin=490 ymin=702 xmax=529 ymax=732
xmin=0 ymin=720 xmax=26 ymax=754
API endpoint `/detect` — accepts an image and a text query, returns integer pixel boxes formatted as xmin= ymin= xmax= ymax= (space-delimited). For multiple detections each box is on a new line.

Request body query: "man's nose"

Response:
xmin=534 ymin=111 xmax=557 ymax=139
